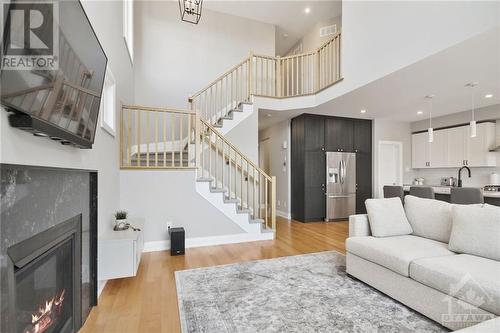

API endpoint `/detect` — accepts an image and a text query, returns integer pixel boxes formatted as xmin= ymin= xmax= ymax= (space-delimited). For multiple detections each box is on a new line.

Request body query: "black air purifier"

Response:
xmin=169 ymin=227 xmax=185 ymax=256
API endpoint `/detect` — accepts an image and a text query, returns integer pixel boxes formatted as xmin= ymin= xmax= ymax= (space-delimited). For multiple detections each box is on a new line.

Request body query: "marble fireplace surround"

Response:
xmin=0 ymin=164 xmax=98 ymax=332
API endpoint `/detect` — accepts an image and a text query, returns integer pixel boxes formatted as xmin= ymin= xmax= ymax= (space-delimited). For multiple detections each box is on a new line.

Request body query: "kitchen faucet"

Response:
xmin=457 ymin=166 xmax=471 ymax=187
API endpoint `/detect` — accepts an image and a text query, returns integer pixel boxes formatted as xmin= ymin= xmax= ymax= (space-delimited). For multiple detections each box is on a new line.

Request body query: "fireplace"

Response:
xmin=8 ymin=215 xmax=82 ymax=333
xmin=1 ymin=165 xmax=97 ymax=333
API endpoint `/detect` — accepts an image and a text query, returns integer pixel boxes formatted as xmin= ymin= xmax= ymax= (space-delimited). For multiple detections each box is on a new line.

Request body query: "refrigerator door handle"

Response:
xmin=326 ymin=194 xmax=355 ymax=198
xmin=340 ymin=159 xmax=346 ymax=185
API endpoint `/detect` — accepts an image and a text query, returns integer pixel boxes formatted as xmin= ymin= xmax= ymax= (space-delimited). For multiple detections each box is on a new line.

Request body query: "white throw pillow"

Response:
xmin=449 ymin=204 xmax=500 ymax=261
xmin=404 ymin=195 xmax=452 ymax=243
xmin=365 ymin=197 xmax=413 ymax=237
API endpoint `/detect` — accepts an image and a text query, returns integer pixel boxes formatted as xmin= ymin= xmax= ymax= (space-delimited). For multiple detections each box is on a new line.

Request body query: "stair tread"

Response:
xmin=197 ymin=178 xmax=213 ymax=182
xmin=210 ymin=188 xmax=227 ymax=193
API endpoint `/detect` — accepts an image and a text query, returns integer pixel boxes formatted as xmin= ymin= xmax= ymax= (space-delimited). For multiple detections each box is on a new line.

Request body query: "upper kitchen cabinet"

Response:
xmin=304 ymin=116 xmax=325 ymax=151
xmin=325 ymin=117 xmax=354 ymax=152
xmin=466 ymin=122 xmax=497 ymax=167
xmin=447 ymin=126 xmax=468 ymax=167
xmin=413 ymin=122 xmax=497 ymax=168
xmin=412 ymin=132 xmax=431 ymax=168
xmin=353 ymin=119 xmax=372 ymax=153
xmin=430 ymin=129 xmax=448 ymax=168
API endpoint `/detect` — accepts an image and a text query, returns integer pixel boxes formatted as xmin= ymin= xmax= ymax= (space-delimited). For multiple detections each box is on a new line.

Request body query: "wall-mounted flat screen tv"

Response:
xmin=1 ymin=0 xmax=107 ymax=148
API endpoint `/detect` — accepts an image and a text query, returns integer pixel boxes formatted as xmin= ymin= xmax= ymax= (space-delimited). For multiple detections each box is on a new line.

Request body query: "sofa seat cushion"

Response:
xmin=346 ymin=235 xmax=455 ymax=277
xmin=410 ymin=254 xmax=500 ymax=315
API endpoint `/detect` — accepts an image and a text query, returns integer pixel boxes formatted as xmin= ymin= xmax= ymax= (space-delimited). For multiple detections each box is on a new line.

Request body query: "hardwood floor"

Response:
xmin=80 ymin=217 xmax=349 ymax=333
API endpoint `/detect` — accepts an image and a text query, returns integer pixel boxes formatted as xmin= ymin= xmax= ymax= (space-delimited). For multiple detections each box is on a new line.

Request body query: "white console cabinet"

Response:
xmin=98 ymin=221 xmax=144 ymax=280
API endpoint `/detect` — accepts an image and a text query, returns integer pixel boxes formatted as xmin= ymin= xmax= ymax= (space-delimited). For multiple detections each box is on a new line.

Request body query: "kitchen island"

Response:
xmin=403 ymin=185 xmax=500 ymax=206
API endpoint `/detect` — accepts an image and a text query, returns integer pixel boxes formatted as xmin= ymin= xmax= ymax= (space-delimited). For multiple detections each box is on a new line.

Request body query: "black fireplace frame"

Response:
xmin=6 ymin=215 xmax=83 ymax=332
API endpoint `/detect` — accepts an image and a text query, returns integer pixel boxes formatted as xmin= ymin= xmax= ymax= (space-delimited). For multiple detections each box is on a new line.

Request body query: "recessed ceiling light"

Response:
xmin=267 ymin=114 xmax=272 ymax=117
xmin=417 ymin=110 xmax=423 ymax=115
xmin=360 ymin=109 xmax=366 ymax=114
xmin=485 ymin=94 xmax=493 ymax=98
xmin=304 ymin=7 xmax=311 ymax=14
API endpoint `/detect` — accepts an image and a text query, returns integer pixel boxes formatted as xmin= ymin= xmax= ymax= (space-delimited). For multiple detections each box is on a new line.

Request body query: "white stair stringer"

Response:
xmin=215 ymin=102 xmax=254 ymax=136
xmin=195 ymin=178 xmax=273 ymax=239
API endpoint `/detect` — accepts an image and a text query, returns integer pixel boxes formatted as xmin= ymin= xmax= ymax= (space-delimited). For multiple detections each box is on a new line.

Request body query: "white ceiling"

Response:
xmin=259 ymin=28 xmax=500 ymax=129
xmin=204 ymin=0 xmax=342 ymax=55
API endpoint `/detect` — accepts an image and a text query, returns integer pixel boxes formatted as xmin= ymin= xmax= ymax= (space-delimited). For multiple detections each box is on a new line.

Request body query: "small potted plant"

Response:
xmin=114 ymin=210 xmax=129 ymax=231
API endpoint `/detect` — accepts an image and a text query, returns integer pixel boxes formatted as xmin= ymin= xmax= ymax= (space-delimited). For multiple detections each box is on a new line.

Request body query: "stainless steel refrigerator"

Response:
xmin=325 ymin=152 xmax=356 ymax=221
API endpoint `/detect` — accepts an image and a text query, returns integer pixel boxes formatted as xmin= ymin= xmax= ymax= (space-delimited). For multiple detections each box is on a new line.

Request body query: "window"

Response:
xmin=100 ymin=67 xmax=116 ymax=136
xmin=123 ymin=0 xmax=134 ymax=63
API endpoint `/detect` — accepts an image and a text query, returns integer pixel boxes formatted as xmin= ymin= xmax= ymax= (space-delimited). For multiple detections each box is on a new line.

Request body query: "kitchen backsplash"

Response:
xmin=411 ymin=166 xmax=500 ymax=187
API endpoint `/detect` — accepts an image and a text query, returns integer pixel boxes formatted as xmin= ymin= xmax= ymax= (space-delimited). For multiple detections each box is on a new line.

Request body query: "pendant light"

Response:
xmin=465 ymin=82 xmax=478 ymax=138
xmin=425 ymin=95 xmax=435 ymax=143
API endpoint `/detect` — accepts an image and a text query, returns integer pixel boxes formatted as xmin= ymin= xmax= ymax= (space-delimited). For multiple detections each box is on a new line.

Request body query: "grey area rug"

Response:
xmin=175 ymin=251 xmax=448 ymax=333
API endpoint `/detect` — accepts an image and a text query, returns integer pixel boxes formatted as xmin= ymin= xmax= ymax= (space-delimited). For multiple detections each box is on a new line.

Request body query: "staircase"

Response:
xmin=119 ymin=33 xmax=342 ymax=237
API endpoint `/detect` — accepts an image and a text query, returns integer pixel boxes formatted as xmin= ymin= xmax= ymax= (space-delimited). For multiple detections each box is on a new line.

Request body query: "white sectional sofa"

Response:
xmin=346 ymin=196 xmax=500 ymax=331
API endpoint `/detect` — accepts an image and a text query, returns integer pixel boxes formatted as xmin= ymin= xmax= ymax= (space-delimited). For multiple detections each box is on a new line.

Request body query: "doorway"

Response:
xmin=377 ymin=141 xmax=403 ymax=198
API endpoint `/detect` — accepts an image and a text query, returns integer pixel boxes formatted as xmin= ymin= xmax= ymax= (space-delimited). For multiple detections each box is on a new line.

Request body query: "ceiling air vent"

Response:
xmin=320 ymin=24 xmax=337 ymax=37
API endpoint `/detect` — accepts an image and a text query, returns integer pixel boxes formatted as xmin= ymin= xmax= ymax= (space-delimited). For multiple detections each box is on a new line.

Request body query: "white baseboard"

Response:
xmin=97 ymin=280 xmax=107 ymax=299
xmin=143 ymin=240 xmax=171 ymax=252
xmin=143 ymin=232 xmax=274 ymax=253
xmin=276 ymin=209 xmax=291 ymax=219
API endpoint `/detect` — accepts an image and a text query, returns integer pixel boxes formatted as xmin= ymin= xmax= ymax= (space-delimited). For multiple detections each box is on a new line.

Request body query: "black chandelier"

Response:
xmin=178 ymin=0 xmax=203 ymax=24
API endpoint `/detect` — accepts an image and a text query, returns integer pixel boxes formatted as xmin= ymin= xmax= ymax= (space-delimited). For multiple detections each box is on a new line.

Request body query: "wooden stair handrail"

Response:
xmin=200 ymin=118 xmax=272 ymax=182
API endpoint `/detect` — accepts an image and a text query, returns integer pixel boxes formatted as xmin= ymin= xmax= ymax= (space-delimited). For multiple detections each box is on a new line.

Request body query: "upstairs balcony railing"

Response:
xmin=189 ymin=33 xmax=341 ymax=123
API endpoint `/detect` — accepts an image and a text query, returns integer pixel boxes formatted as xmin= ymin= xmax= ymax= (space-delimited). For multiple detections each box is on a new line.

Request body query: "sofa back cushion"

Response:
xmin=404 ymin=195 xmax=453 ymax=243
xmin=365 ymin=197 xmax=413 ymax=237
xmin=449 ymin=204 xmax=500 ymax=261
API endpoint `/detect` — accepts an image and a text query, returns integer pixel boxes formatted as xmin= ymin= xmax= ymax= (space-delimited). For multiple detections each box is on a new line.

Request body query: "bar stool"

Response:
xmin=409 ymin=186 xmax=435 ymax=199
xmin=383 ymin=185 xmax=404 ymax=203
xmin=450 ymin=187 xmax=484 ymax=204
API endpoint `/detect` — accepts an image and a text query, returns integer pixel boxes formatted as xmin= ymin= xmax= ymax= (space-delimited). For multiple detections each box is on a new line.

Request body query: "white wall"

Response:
xmin=335 ymin=1 xmax=499 ymax=101
xmin=0 ymin=0 xmax=134 ymax=236
xmin=134 ymin=1 xmax=276 ymax=109
xmin=120 ymin=170 xmax=245 ymax=244
xmin=258 ymin=120 xmax=290 ymax=217
xmin=225 ymin=108 xmax=259 ymax=162
xmin=286 ymin=16 xmax=342 ymax=55
xmin=411 ymin=104 xmax=500 ymax=132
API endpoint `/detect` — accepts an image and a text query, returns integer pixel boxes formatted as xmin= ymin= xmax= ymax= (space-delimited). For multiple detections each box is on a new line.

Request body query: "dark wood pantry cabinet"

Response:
xmin=291 ymin=114 xmax=373 ymax=222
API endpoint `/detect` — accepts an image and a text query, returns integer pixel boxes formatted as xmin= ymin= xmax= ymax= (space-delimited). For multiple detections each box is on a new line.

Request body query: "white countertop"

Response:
xmin=402 ymin=185 xmax=500 ymax=198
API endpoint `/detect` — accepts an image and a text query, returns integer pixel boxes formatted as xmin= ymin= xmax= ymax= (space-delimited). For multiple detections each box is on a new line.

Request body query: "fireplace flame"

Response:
xmin=28 ymin=289 xmax=65 ymax=333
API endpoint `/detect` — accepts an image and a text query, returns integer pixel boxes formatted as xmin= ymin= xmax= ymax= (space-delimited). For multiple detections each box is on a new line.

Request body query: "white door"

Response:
xmin=378 ymin=141 xmax=403 ymax=198
xmin=430 ymin=129 xmax=448 ymax=168
xmin=412 ymin=132 xmax=430 ymax=168
xmin=447 ymin=126 xmax=467 ymax=167
xmin=259 ymin=138 xmax=271 ymax=174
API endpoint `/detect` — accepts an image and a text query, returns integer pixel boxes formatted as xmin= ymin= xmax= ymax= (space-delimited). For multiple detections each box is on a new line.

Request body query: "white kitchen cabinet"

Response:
xmin=447 ymin=126 xmax=467 ymax=167
xmin=412 ymin=122 xmax=497 ymax=169
xmin=466 ymin=122 xmax=497 ymax=167
xmin=412 ymin=132 xmax=430 ymax=168
xmin=430 ymin=130 xmax=448 ymax=168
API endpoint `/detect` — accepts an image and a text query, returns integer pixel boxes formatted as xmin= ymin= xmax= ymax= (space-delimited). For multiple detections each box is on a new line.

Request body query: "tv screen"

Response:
xmin=1 ymin=0 xmax=107 ymax=148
